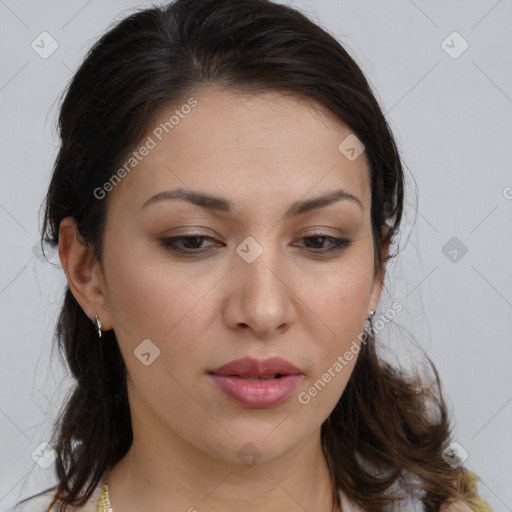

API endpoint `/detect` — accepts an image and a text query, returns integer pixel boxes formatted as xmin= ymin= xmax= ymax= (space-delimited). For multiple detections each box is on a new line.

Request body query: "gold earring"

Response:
xmin=367 ymin=309 xmax=375 ymax=320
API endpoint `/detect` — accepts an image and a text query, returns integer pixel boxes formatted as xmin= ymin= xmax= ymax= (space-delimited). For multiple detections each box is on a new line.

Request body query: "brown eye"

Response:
xmin=292 ymin=234 xmax=352 ymax=252
xmin=159 ymin=232 xmax=352 ymax=257
xmin=160 ymin=235 xmax=219 ymax=254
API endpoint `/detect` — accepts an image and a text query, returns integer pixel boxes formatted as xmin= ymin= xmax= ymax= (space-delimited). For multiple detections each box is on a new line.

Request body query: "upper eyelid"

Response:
xmin=161 ymin=224 xmax=348 ymax=236
xmin=160 ymin=232 xmax=351 ymax=251
xmin=161 ymin=230 xmax=345 ymax=241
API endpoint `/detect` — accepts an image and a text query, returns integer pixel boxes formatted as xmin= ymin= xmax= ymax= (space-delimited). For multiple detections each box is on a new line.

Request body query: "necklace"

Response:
xmin=97 ymin=479 xmax=113 ymax=512
xmin=96 ymin=478 xmax=341 ymax=512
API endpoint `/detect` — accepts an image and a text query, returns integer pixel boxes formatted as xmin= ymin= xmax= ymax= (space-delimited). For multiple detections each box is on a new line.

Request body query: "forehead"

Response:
xmin=107 ymin=87 xmax=371 ymax=219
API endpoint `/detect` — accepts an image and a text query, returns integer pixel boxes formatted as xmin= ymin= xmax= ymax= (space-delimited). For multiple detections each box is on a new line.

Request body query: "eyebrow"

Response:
xmin=141 ymin=187 xmax=363 ymax=218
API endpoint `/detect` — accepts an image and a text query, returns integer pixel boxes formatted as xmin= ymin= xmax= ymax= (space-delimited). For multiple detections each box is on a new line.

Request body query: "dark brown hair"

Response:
xmin=19 ymin=0 xmax=489 ymax=511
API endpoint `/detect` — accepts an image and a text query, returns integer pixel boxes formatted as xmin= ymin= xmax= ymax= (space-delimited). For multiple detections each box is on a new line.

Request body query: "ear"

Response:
xmin=58 ymin=216 xmax=113 ymax=332
xmin=368 ymin=226 xmax=391 ymax=312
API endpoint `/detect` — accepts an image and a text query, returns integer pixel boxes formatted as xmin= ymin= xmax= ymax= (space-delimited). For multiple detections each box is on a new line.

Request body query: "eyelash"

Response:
xmin=159 ymin=233 xmax=352 ymax=256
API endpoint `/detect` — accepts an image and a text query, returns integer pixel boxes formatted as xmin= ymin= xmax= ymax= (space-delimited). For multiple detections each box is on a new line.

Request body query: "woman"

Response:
xmin=16 ymin=0 xmax=491 ymax=510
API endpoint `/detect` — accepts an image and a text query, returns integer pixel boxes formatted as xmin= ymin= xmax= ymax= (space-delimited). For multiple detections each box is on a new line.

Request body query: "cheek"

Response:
xmin=103 ymin=241 xmax=219 ymax=380
xmin=309 ymin=260 xmax=373 ymax=337
xmin=298 ymin=263 xmax=373 ymax=405
xmin=102 ymin=235 xmax=191 ymax=336
xmin=297 ymin=308 xmax=364 ymax=422
xmin=297 ymin=356 xmax=356 ymax=420
xmin=103 ymin=252 xmax=209 ymax=414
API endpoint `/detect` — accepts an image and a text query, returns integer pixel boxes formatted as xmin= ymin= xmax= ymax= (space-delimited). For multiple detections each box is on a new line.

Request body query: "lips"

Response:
xmin=210 ymin=356 xmax=303 ymax=378
xmin=208 ymin=357 xmax=303 ymax=408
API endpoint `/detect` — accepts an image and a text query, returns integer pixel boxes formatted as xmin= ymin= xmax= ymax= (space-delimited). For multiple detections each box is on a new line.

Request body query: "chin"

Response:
xmin=202 ymin=418 xmax=312 ymax=465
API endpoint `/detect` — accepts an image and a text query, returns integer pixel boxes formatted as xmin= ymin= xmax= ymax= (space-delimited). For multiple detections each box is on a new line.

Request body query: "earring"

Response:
xmin=363 ymin=309 xmax=375 ymax=343
xmin=94 ymin=315 xmax=102 ymax=339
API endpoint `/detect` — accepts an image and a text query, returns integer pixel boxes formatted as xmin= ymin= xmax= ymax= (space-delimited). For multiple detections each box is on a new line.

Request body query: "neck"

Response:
xmin=107 ymin=438 xmax=335 ymax=512
xmin=106 ymin=381 xmax=336 ymax=512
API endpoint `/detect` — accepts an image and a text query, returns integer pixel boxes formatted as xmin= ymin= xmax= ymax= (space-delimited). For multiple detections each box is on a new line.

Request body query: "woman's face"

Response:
xmin=69 ymin=87 xmax=385 ymax=465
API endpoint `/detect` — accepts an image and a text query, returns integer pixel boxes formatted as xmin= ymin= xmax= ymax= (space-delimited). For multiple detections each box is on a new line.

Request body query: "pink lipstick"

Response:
xmin=208 ymin=356 xmax=303 ymax=408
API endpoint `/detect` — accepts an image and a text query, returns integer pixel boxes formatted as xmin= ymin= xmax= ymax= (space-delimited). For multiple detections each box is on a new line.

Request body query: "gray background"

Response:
xmin=1 ymin=0 xmax=511 ymax=510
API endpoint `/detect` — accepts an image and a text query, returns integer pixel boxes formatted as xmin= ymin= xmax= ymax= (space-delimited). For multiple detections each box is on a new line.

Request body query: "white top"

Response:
xmin=9 ymin=480 xmax=102 ymax=512
xmin=11 ymin=480 xmax=471 ymax=512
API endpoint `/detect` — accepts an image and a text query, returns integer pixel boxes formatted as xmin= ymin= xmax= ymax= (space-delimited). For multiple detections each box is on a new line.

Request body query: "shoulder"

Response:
xmin=338 ymin=490 xmax=474 ymax=512
xmin=13 ymin=478 xmax=104 ymax=512
xmin=440 ymin=501 xmax=474 ymax=512
xmin=338 ymin=490 xmax=366 ymax=512
xmin=10 ymin=490 xmax=55 ymax=512
xmin=11 ymin=493 xmax=54 ymax=512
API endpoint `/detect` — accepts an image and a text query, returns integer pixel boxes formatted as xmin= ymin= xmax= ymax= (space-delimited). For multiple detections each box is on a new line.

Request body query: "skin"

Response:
xmin=58 ymin=86 xmax=389 ymax=512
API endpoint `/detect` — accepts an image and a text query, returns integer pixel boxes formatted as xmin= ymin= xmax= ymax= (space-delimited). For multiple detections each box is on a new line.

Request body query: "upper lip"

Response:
xmin=209 ymin=357 xmax=303 ymax=377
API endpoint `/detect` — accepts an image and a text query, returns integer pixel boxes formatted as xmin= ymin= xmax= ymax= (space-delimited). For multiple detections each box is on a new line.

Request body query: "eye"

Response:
xmin=158 ymin=232 xmax=352 ymax=256
xmin=159 ymin=235 xmax=219 ymax=254
xmin=291 ymin=233 xmax=352 ymax=253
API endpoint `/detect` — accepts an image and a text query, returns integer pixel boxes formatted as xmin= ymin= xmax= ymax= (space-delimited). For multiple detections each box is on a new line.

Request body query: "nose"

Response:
xmin=223 ymin=243 xmax=296 ymax=340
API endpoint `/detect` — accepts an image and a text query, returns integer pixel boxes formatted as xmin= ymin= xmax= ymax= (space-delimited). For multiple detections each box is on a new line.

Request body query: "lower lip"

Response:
xmin=209 ymin=374 xmax=303 ymax=408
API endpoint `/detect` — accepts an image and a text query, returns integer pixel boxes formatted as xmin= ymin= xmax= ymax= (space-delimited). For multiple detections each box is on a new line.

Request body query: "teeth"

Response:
xmin=239 ymin=374 xmax=278 ymax=380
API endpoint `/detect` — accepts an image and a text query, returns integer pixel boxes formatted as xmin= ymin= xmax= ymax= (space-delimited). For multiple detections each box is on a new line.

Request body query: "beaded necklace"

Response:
xmin=95 ymin=477 xmax=342 ymax=512
xmin=96 ymin=479 xmax=113 ymax=512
